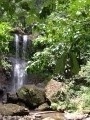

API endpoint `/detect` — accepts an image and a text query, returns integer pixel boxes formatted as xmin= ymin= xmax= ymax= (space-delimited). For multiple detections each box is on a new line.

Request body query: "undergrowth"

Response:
xmin=51 ymin=61 xmax=90 ymax=112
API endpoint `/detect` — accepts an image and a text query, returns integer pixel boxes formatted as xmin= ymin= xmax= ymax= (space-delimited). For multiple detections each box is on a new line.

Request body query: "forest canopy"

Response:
xmin=0 ymin=0 xmax=90 ymax=78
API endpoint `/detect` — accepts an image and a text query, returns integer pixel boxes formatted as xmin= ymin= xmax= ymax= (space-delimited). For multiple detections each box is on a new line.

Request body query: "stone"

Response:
xmin=84 ymin=117 xmax=90 ymax=120
xmin=0 ymin=103 xmax=29 ymax=116
xmin=0 ymin=88 xmax=4 ymax=95
xmin=36 ymin=103 xmax=50 ymax=111
xmin=7 ymin=92 xmax=19 ymax=103
xmin=17 ymin=84 xmax=45 ymax=108
xmin=64 ymin=112 xmax=88 ymax=120
xmin=42 ymin=117 xmax=55 ymax=120
xmin=6 ymin=92 xmax=26 ymax=107
xmin=36 ymin=111 xmax=64 ymax=120
xmin=45 ymin=79 xmax=67 ymax=102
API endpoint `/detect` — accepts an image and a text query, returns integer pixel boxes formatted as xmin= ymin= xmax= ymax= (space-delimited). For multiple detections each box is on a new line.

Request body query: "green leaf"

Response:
xmin=70 ymin=52 xmax=80 ymax=75
xmin=55 ymin=52 xmax=67 ymax=74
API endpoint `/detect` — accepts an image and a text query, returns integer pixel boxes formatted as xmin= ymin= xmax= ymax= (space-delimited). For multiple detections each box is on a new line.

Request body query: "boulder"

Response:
xmin=7 ymin=92 xmax=18 ymax=103
xmin=17 ymin=84 xmax=46 ymax=108
xmin=36 ymin=103 xmax=50 ymax=111
xmin=0 ymin=88 xmax=4 ymax=95
xmin=0 ymin=103 xmax=29 ymax=116
xmin=45 ymin=79 xmax=67 ymax=102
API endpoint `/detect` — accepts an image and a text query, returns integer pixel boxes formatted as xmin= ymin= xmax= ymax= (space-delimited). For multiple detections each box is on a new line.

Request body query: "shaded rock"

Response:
xmin=0 ymin=67 xmax=6 ymax=84
xmin=45 ymin=79 xmax=66 ymax=102
xmin=0 ymin=103 xmax=29 ymax=116
xmin=17 ymin=84 xmax=45 ymax=108
xmin=0 ymin=87 xmax=7 ymax=102
xmin=7 ymin=92 xmax=18 ymax=104
xmin=0 ymin=88 xmax=4 ymax=102
xmin=6 ymin=92 xmax=25 ymax=107
xmin=0 ymin=88 xmax=4 ymax=95
xmin=36 ymin=103 xmax=50 ymax=111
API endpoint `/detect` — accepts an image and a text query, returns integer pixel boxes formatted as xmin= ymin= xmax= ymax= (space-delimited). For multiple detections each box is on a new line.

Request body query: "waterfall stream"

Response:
xmin=12 ymin=34 xmax=27 ymax=92
xmin=23 ymin=35 xmax=28 ymax=60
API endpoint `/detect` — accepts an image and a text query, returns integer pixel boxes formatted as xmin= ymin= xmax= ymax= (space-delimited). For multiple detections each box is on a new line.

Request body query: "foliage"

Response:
xmin=79 ymin=61 xmax=90 ymax=83
xmin=0 ymin=0 xmax=49 ymax=26
xmin=0 ymin=22 xmax=12 ymax=54
xmin=0 ymin=22 xmax=12 ymax=69
xmin=50 ymin=61 xmax=90 ymax=112
xmin=0 ymin=0 xmax=90 ymax=78
xmin=27 ymin=0 xmax=90 ymax=78
xmin=1 ymin=58 xmax=12 ymax=71
xmin=50 ymin=79 xmax=90 ymax=112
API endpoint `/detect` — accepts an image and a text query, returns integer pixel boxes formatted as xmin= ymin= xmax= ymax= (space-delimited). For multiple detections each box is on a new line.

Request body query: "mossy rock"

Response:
xmin=0 ymin=103 xmax=29 ymax=116
xmin=17 ymin=85 xmax=45 ymax=108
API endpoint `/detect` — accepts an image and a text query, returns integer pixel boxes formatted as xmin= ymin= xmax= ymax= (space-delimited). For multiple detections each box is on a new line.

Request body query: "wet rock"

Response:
xmin=17 ymin=84 xmax=46 ymax=108
xmin=0 ymin=67 xmax=6 ymax=84
xmin=7 ymin=92 xmax=19 ymax=104
xmin=0 ymin=88 xmax=4 ymax=95
xmin=45 ymin=79 xmax=66 ymax=102
xmin=0 ymin=103 xmax=29 ymax=116
xmin=36 ymin=103 xmax=50 ymax=111
xmin=0 ymin=87 xmax=7 ymax=103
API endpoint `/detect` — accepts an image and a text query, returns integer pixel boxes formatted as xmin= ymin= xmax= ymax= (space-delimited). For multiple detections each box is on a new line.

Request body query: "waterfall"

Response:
xmin=15 ymin=34 xmax=19 ymax=60
xmin=23 ymin=35 xmax=28 ymax=59
xmin=12 ymin=34 xmax=27 ymax=92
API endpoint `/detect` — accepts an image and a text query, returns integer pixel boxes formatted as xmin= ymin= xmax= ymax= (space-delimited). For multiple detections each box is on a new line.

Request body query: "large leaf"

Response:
xmin=55 ymin=52 xmax=67 ymax=74
xmin=70 ymin=52 xmax=80 ymax=75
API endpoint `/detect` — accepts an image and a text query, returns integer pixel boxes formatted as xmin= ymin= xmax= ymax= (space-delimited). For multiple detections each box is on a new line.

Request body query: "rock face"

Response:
xmin=17 ymin=85 xmax=46 ymax=108
xmin=0 ymin=103 xmax=29 ymax=116
xmin=45 ymin=79 xmax=66 ymax=102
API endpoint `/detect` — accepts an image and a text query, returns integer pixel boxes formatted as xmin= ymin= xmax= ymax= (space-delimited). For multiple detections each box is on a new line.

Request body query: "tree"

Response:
xmin=27 ymin=0 xmax=90 ymax=78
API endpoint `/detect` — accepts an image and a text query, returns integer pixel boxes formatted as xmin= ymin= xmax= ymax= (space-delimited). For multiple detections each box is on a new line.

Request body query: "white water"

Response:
xmin=13 ymin=34 xmax=27 ymax=92
xmin=15 ymin=34 xmax=19 ymax=60
xmin=23 ymin=35 xmax=28 ymax=59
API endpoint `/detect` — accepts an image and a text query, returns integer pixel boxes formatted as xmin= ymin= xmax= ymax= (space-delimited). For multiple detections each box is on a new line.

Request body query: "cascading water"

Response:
xmin=12 ymin=34 xmax=27 ymax=92
xmin=15 ymin=34 xmax=19 ymax=59
xmin=23 ymin=35 xmax=27 ymax=60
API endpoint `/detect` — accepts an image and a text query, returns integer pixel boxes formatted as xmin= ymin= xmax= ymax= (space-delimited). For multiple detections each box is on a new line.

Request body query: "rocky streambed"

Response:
xmin=0 ymin=79 xmax=90 ymax=120
xmin=0 ymin=111 xmax=64 ymax=120
xmin=0 ymin=109 xmax=90 ymax=120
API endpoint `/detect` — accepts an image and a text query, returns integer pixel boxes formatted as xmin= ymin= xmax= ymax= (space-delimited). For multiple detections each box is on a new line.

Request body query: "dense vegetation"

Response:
xmin=0 ymin=0 xmax=90 ymax=112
